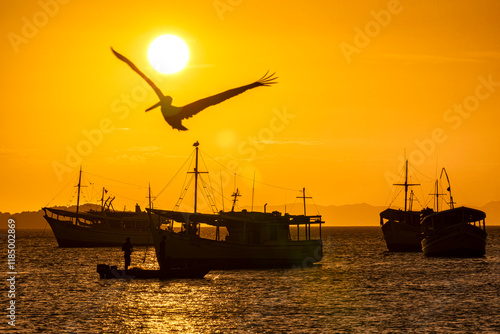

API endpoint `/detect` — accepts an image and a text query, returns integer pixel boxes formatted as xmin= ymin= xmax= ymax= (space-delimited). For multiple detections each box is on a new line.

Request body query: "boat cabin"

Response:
xmin=380 ymin=208 xmax=434 ymax=227
xmin=420 ymin=206 xmax=486 ymax=234
xmin=149 ymin=209 xmax=324 ymax=244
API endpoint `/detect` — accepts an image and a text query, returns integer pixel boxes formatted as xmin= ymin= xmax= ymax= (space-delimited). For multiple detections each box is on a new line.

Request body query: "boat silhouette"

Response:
xmin=380 ymin=160 xmax=433 ymax=252
xmin=147 ymin=142 xmax=324 ymax=269
xmin=420 ymin=168 xmax=487 ymax=257
xmin=43 ymin=167 xmax=153 ymax=247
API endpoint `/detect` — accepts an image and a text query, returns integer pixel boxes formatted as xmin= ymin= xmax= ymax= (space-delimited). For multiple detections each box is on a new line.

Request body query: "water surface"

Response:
xmin=2 ymin=226 xmax=499 ymax=333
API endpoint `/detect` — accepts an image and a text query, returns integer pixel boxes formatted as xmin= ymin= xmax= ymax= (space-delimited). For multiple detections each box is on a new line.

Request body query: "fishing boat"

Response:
xmin=42 ymin=168 xmax=154 ymax=247
xmin=420 ymin=207 xmax=487 ymax=257
xmin=380 ymin=208 xmax=425 ymax=252
xmin=148 ymin=142 xmax=324 ymax=270
xmin=420 ymin=168 xmax=487 ymax=257
xmin=380 ymin=160 xmax=432 ymax=252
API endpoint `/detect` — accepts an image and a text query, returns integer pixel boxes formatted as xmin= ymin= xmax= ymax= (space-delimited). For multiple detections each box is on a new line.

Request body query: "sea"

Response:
xmin=1 ymin=226 xmax=499 ymax=333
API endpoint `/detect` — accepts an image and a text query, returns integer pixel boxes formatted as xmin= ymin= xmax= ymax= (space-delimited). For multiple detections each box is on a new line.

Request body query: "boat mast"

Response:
xmin=429 ymin=179 xmax=443 ymax=212
xmin=76 ymin=166 xmax=82 ymax=214
xmin=188 ymin=141 xmax=207 ymax=213
xmin=297 ymin=187 xmax=312 ymax=216
xmin=148 ymin=183 xmax=152 ymax=210
xmin=251 ymin=171 xmax=255 ymax=211
xmin=296 ymin=188 xmax=312 ymax=240
xmin=403 ymin=161 xmax=410 ymax=211
xmin=435 ymin=180 xmax=439 ymax=212
xmin=194 ymin=142 xmax=199 ymax=213
xmin=394 ymin=160 xmax=419 ymax=211
xmin=231 ymin=188 xmax=241 ymax=212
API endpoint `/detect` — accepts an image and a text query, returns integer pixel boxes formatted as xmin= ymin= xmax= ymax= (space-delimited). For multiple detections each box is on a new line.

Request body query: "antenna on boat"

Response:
xmin=231 ymin=188 xmax=241 ymax=212
xmin=296 ymin=187 xmax=312 ymax=216
xmin=394 ymin=160 xmax=419 ymax=211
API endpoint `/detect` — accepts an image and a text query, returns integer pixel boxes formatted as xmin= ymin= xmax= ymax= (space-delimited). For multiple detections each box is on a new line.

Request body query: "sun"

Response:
xmin=148 ymin=35 xmax=189 ymax=74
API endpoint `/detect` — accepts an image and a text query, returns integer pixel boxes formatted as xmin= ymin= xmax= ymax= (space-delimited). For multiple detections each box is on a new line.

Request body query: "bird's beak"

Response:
xmin=145 ymin=102 xmax=161 ymax=112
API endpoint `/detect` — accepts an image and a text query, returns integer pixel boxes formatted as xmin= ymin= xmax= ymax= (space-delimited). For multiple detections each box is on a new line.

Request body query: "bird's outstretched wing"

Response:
xmin=111 ymin=48 xmax=164 ymax=100
xmin=180 ymin=72 xmax=278 ymax=120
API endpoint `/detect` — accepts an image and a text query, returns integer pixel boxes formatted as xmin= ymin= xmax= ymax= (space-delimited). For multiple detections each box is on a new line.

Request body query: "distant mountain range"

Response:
xmin=3 ymin=202 xmax=500 ymax=229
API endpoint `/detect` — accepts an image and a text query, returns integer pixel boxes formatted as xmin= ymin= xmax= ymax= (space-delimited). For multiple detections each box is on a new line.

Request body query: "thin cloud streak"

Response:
xmin=253 ymin=139 xmax=324 ymax=146
xmin=375 ymin=52 xmax=498 ymax=63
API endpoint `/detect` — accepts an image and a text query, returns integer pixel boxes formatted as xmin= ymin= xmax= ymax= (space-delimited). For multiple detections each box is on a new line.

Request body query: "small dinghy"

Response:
xmin=96 ymin=264 xmax=210 ymax=279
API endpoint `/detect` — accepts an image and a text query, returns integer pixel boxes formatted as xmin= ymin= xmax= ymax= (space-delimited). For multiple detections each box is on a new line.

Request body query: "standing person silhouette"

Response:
xmin=122 ymin=237 xmax=133 ymax=270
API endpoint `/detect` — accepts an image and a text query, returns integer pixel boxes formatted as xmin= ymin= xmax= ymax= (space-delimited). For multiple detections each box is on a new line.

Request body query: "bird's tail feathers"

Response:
xmin=166 ymin=119 xmax=188 ymax=131
xmin=258 ymin=71 xmax=278 ymax=86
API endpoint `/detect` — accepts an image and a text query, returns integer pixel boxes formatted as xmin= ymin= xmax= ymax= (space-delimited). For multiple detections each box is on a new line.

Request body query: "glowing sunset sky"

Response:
xmin=1 ymin=0 xmax=500 ymax=215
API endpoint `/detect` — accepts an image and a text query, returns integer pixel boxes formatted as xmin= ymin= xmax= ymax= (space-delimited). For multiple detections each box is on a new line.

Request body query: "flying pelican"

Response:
xmin=111 ymin=48 xmax=277 ymax=131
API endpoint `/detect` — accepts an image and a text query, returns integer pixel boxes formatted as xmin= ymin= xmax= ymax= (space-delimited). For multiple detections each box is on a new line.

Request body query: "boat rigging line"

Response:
xmin=200 ymin=150 xmax=300 ymax=193
xmin=297 ymin=188 xmax=312 ymax=216
xmin=164 ymin=143 xmax=318 ymax=214
xmin=199 ymin=149 xmax=219 ymax=213
xmin=385 ymin=159 xmax=434 ymax=211
xmin=153 ymin=150 xmax=195 ymax=202
xmin=307 ymin=189 xmax=322 ymax=216
xmin=85 ymin=170 xmax=148 ymax=189
xmin=44 ymin=172 xmax=78 ymax=207
xmin=173 ymin=174 xmax=195 ymax=211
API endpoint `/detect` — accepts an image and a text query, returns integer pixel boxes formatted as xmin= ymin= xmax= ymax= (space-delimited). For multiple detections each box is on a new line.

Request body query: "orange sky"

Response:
xmin=1 ymin=0 xmax=500 ymax=216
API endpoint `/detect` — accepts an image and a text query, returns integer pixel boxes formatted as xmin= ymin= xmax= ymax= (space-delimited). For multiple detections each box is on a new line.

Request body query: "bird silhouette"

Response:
xmin=111 ymin=48 xmax=277 ymax=131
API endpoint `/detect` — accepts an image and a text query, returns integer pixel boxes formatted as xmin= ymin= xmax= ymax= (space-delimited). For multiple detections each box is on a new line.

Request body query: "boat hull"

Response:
xmin=381 ymin=221 xmax=422 ymax=252
xmin=422 ymin=223 xmax=487 ymax=257
xmin=44 ymin=215 xmax=153 ymax=247
xmin=152 ymin=229 xmax=323 ymax=269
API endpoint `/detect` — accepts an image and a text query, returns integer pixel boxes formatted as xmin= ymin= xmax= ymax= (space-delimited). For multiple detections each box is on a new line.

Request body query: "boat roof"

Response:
xmin=420 ymin=206 xmax=486 ymax=223
xmin=43 ymin=207 xmax=148 ymax=220
xmin=380 ymin=208 xmax=422 ymax=218
xmin=148 ymin=208 xmax=323 ymax=226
